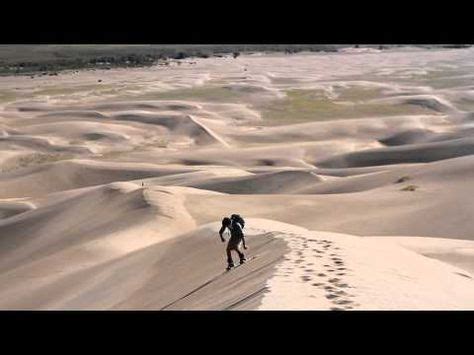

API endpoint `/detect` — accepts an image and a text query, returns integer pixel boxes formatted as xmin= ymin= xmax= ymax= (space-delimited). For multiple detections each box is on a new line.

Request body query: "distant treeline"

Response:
xmin=0 ymin=44 xmax=341 ymax=75
xmin=0 ymin=44 xmax=470 ymax=76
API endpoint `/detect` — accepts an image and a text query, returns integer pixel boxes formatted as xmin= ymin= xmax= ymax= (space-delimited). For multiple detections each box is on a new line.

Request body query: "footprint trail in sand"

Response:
xmin=262 ymin=233 xmax=360 ymax=310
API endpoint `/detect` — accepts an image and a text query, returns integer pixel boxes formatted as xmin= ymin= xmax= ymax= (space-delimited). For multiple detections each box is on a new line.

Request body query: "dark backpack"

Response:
xmin=231 ymin=214 xmax=245 ymax=229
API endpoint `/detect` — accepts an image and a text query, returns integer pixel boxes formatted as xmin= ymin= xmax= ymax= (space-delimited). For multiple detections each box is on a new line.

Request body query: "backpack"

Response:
xmin=231 ymin=214 xmax=245 ymax=229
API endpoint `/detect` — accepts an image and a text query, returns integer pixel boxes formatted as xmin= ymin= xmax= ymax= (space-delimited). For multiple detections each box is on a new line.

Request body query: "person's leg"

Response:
xmin=236 ymin=241 xmax=246 ymax=263
xmin=226 ymin=244 xmax=234 ymax=266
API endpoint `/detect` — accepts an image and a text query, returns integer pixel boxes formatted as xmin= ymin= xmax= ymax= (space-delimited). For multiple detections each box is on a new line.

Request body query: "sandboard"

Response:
xmin=225 ymin=254 xmax=258 ymax=271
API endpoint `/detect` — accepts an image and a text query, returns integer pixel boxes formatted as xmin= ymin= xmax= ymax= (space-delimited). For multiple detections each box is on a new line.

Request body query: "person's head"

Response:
xmin=222 ymin=217 xmax=231 ymax=227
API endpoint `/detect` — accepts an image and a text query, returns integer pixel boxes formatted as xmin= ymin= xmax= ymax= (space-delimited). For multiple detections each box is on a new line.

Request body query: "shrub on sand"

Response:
xmin=400 ymin=185 xmax=418 ymax=192
xmin=395 ymin=176 xmax=410 ymax=183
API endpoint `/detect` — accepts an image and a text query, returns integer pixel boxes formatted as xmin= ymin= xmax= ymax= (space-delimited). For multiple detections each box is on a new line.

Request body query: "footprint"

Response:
xmin=329 ymin=278 xmax=341 ymax=283
xmin=325 ymin=294 xmax=339 ymax=300
xmin=301 ymin=275 xmax=312 ymax=282
xmin=317 ymin=273 xmax=326 ymax=277
xmin=337 ymin=267 xmax=346 ymax=270
xmin=305 ymin=269 xmax=314 ymax=273
xmin=334 ymin=299 xmax=353 ymax=305
xmin=336 ymin=273 xmax=345 ymax=276
xmin=335 ymin=283 xmax=350 ymax=288
xmin=330 ymin=307 xmax=345 ymax=311
xmin=312 ymin=282 xmax=325 ymax=287
xmin=454 ymin=272 xmax=472 ymax=279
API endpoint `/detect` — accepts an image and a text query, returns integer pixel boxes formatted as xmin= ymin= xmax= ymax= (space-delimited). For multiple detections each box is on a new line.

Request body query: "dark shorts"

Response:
xmin=227 ymin=238 xmax=243 ymax=251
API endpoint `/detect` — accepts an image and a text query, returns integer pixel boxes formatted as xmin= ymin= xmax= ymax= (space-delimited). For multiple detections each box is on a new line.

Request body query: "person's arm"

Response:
xmin=219 ymin=225 xmax=226 ymax=242
xmin=242 ymin=234 xmax=247 ymax=249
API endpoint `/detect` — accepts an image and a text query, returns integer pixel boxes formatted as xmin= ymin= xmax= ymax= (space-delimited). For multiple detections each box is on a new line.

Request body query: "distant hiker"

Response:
xmin=141 ymin=182 xmax=144 ymax=187
xmin=219 ymin=215 xmax=247 ymax=270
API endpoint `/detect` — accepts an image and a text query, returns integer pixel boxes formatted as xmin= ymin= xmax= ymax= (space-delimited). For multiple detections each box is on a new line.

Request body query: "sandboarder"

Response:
xmin=219 ymin=216 xmax=247 ymax=270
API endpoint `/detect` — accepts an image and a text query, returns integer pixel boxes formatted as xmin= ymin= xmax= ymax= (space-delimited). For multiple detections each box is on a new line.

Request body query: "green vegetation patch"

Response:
xmin=111 ymin=85 xmax=248 ymax=103
xmin=0 ymin=83 xmax=117 ymax=104
xmin=258 ymin=89 xmax=437 ymax=125
xmin=34 ymin=84 xmax=114 ymax=96
xmin=0 ymin=90 xmax=23 ymax=104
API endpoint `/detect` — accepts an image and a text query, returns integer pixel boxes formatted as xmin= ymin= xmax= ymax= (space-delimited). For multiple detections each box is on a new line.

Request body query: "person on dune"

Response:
xmin=219 ymin=215 xmax=247 ymax=270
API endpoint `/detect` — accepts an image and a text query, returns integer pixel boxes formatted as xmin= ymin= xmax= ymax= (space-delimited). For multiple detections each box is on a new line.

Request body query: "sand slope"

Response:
xmin=1 ymin=47 xmax=474 ymax=309
xmin=0 ymin=214 xmax=472 ymax=310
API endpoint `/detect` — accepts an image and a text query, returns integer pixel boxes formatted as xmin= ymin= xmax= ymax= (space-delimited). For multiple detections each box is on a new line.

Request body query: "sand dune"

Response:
xmin=1 ymin=216 xmax=472 ymax=310
xmin=317 ymin=137 xmax=474 ymax=168
xmin=91 ymin=100 xmax=201 ymax=113
xmin=1 ymin=47 xmax=474 ymax=309
xmin=184 ymin=155 xmax=474 ymax=239
xmin=190 ymin=170 xmax=323 ymax=194
xmin=133 ymin=140 xmax=381 ymax=169
xmin=0 ymin=134 xmax=92 ymax=154
xmin=0 ymin=160 xmax=196 ymax=198
xmin=379 ymin=128 xmax=440 ymax=146
xmin=369 ymin=95 xmax=458 ymax=113
xmin=112 ymin=112 xmax=228 ymax=146
xmin=0 ymin=200 xmax=35 ymax=219
xmin=228 ymin=114 xmax=449 ymax=146
xmin=37 ymin=110 xmax=109 ymax=120
xmin=0 ymin=184 xmax=197 ymax=270
xmin=22 ymin=121 xmax=147 ymax=144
